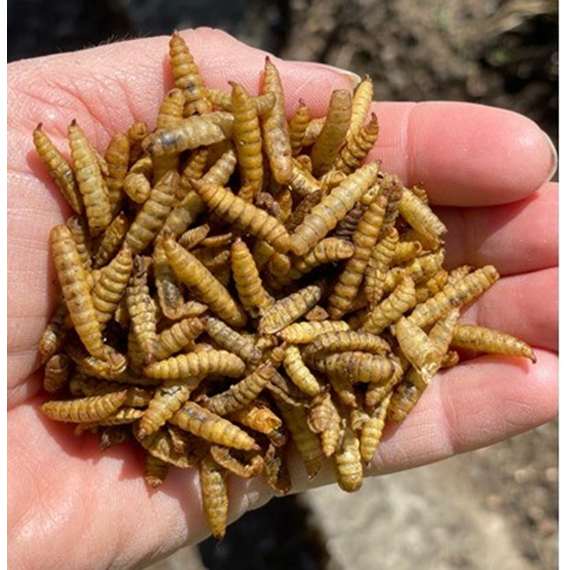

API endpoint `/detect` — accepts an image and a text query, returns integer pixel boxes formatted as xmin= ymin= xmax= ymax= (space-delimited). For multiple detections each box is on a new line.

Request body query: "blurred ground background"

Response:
xmin=8 ymin=0 xmax=558 ymax=568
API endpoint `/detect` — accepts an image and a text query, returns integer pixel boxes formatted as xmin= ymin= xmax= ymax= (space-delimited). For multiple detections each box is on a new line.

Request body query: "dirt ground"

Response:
xmin=8 ymin=0 xmax=558 ymax=568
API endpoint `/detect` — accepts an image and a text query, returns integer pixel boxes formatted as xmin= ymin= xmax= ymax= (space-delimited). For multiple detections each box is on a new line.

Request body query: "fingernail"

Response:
xmin=300 ymin=61 xmax=362 ymax=88
xmin=543 ymin=130 xmax=558 ymax=181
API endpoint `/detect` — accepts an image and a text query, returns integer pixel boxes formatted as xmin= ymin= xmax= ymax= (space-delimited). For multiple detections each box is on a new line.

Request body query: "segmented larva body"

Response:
xmin=398 ymin=186 xmax=447 ymax=243
xmin=277 ymin=320 xmax=351 ymax=344
xmin=359 ymin=394 xmax=392 ymax=465
xmin=335 ymin=112 xmax=379 ymax=175
xmin=154 ymin=317 xmax=205 ymax=361
xmin=65 ymin=215 xmax=92 ymax=270
xmin=310 ymin=351 xmax=397 ymax=384
xmin=41 ymin=391 xmax=127 ymax=423
xmin=395 ymin=318 xmax=440 ymax=381
xmin=364 ymin=226 xmax=399 ymax=306
xmin=123 ymin=155 xmax=153 ymax=204
xmin=347 ymin=75 xmax=374 ymax=143
xmin=43 ymin=353 xmax=71 ymax=393
xmin=334 ymin=423 xmax=363 ymax=492
xmin=282 ymin=345 xmax=322 ymax=397
xmin=93 ymin=213 xmax=129 ymax=268
xmin=288 ymin=100 xmax=311 ymax=157
xmin=103 ymin=132 xmax=130 ymax=216
xmin=39 ymin=301 xmax=68 ymax=364
xmin=137 ymin=385 xmax=191 ymax=438
xmin=203 ymin=316 xmax=263 ymax=364
xmin=199 ymin=455 xmax=229 ymax=540
xmin=209 ymin=445 xmax=265 ymax=479
xmin=227 ymin=400 xmax=283 ymax=435
xmin=304 ymin=330 xmax=391 ymax=360
xmin=289 ymin=161 xmax=322 ymax=197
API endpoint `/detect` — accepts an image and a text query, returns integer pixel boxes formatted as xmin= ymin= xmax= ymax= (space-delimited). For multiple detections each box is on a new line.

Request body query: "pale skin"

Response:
xmin=8 ymin=28 xmax=558 ymax=570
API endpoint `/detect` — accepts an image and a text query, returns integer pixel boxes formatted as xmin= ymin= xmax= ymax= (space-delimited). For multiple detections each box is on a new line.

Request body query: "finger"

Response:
xmin=459 ymin=267 xmax=558 ymax=352
xmin=369 ymin=101 xmax=557 ymax=206
xmin=438 ymin=182 xmax=558 ymax=275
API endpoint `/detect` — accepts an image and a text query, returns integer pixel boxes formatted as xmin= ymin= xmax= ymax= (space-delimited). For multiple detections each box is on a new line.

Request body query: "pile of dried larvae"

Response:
xmin=35 ymin=31 xmax=536 ymax=539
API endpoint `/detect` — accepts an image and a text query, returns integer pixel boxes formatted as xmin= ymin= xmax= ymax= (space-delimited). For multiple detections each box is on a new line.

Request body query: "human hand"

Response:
xmin=8 ymin=28 xmax=558 ymax=570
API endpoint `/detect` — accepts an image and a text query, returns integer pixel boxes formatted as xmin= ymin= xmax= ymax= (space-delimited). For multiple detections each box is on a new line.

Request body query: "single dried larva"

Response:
xmin=260 ymin=57 xmax=293 ymax=185
xmin=68 ymin=120 xmax=112 ymax=237
xmin=168 ymin=31 xmax=212 ymax=116
xmin=191 ymin=180 xmax=292 ymax=254
xmin=65 ymin=215 xmax=93 ymax=270
xmin=304 ymin=330 xmax=391 ymax=360
xmin=230 ymin=237 xmax=274 ymax=317
xmin=398 ymin=186 xmax=447 ymax=244
xmin=290 ymin=162 xmax=378 ymax=256
xmin=289 ymin=99 xmax=311 ymax=157
xmin=391 ymin=239 xmax=423 ymax=266
xmin=258 ymin=283 xmax=324 ymax=335
xmin=50 ymin=225 xmax=108 ymax=360
xmin=363 ymin=226 xmax=399 ymax=306
xmin=137 ymin=384 xmax=191 ymax=438
xmin=409 ymin=265 xmax=500 ymax=329
xmin=69 ymin=375 xmax=152 ymax=408
xmin=359 ymin=394 xmax=392 ymax=465
xmin=177 ymin=223 xmax=211 ymax=251
xmin=275 ymin=399 xmax=323 ymax=478
xmin=210 ymin=445 xmax=264 ymax=478
xmin=164 ymin=236 xmax=247 ymax=328
xmin=427 ymin=308 xmax=461 ymax=359
xmin=310 ymin=89 xmax=353 ymax=177
xmin=347 ymin=75 xmax=374 ymax=144
xmin=125 ymin=170 xmax=178 ymax=254
xmin=328 ymin=195 xmax=387 ymax=319
xmin=288 ymin=160 xmax=322 ymax=198
xmin=282 ymin=345 xmax=322 ymax=397
xmin=39 ymin=301 xmax=68 ymax=364
xmin=41 ymin=391 xmax=127 ymax=423
xmin=335 ymin=112 xmax=379 ymax=175
xmin=143 ymin=112 xmax=234 ymax=155
xmin=152 ymin=235 xmax=185 ymax=320
xmin=203 ymin=316 xmax=263 ymax=365
xmin=230 ymin=81 xmax=264 ymax=196
xmin=361 ymin=274 xmax=417 ymax=334
xmin=92 ymin=243 xmax=133 ymax=329
xmin=93 ymin=213 xmax=129 ymax=268
xmin=450 ymin=325 xmax=536 ymax=362
xmin=154 ymin=317 xmax=205 ymax=361
xmin=143 ymin=350 xmax=246 ymax=381
xmin=227 ymin=400 xmax=283 ymax=435
xmin=310 ymin=351 xmax=397 ymax=385
xmin=144 ymin=454 xmax=170 ymax=488
xmin=126 ymin=256 xmax=158 ymax=368
xmin=334 ymin=422 xmax=363 ymax=492
xmin=277 ymin=320 xmax=351 ymax=344
xmin=33 ymin=123 xmax=83 ymax=214
xmin=171 ymin=401 xmax=259 ymax=451
xmin=123 ymin=155 xmax=153 ymax=203
xmin=394 ymin=318 xmax=440 ymax=381
xmin=307 ymin=391 xmax=342 ymax=457
xmin=43 ymin=353 xmax=71 ymax=393
xmin=203 ymin=363 xmax=276 ymax=416
xmin=382 ymin=249 xmax=445 ymax=293
xmin=126 ymin=121 xmax=149 ymax=165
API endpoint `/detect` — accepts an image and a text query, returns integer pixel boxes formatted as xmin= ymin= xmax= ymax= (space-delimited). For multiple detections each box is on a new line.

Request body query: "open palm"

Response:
xmin=8 ymin=28 xmax=558 ymax=570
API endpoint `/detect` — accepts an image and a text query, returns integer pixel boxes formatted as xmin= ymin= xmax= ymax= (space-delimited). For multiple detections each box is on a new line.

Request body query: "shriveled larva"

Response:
xmin=361 ymin=274 xmax=417 ymax=334
xmin=331 ymin=201 xmax=364 ymax=241
xmin=363 ymin=363 xmax=403 ymax=409
xmin=69 ymin=375 xmax=152 ymax=408
xmin=398 ymin=186 xmax=447 ymax=244
xmin=164 ymin=236 xmax=247 ymax=328
xmin=191 ymin=180 xmax=292 ymax=254
xmin=307 ymin=391 xmax=342 ymax=457
xmin=144 ymin=454 xmax=170 ymax=488
xmin=290 ymin=162 xmax=378 ymax=256
xmin=310 ymin=89 xmax=353 ymax=177
xmin=328 ymin=194 xmax=387 ymax=319
xmin=304 ymin=330 xmax=391 ymax=360
xmin=137 ymin=385 xmax=191 ymax=438
xmin=359 ymin=394 xmax=392 ymax=465
xmin=382 ymin=249 xmax=445 ymax=293
xmin=126 ymin=256 xmax=158 ymax=368
xmin=123 ymin=155 xmax=153 ymax=203
xmin=91 ymin=243 xmax=133 ymax=329
xmin=39 ymin=301 xmax=68 ymax=364
xmin=168 ymin=31 xmax=212 ymax=116
xmin=99 ymin=426 xmax=132 ymax=451
xmin=363 ymin=226 xmax=399 ymax=306
xmin=258 ymin=283 xmax=324 ymax=335
xmin=103 ymin=132 xmax=129 ymax=216
xmin=409 ymin=265 xmax=500 ymax=329
xmin=227 ymin=400 xmax=282 ymax=435
xmin=326 ymin=372 xmax=358 ymax=408
xmin=125 ymin=170 xmax=178 ymax=254
xmin=210 ymin=445 xmax=264 ymax=479
xmin=288 ymin=99 xmax=311 ymax=157
xmin=334 ymin=112 xmax=379 ymax=174
xmin=282 ymin=345 xmax=322 ymax=397
xmin=391 ymin=239 xmax=423 ymax=266
xmin=230 ymin=81 xmax=264 ymax=196
xmin=65 ymin=215 xmax=92 ymax=270
xmin=143 ymin=350 xmax=245 ymax=381
xmin=154 ymin=317 xmax=205 ymax=361
xmin=310 ymin=351 xmax=397 ymax=385
xmin=288 ymin=161 xmax=322 ymax=198
xmin=41 ymin=391 xmax=127 ymax=423
xmin=66 ymin=337 xmax=128 ymax=380
xmin=143 ymin=112 xmax=234 ymax=156
xmin=394 ymin=318 xmax=440 ymax=381
xmin=285 ymin=191 xmax=323 ymax=233
xmin=203 ymin=316 xmax=263 ymax=365
xmin=68 ymin=120 xmax=112 ymax=237
xmin=347 ymin=75 xmax=374 ymax=143
xmin=93 ymin=213 xmax=129 ymax=268
xmin=199 ymin=454 xmax=230 ymax=540
xmin=152 ymin=235 xmax=185 ymax=320
xmin=277 ymin=320 xmax=351 ymax=344
xmin=126 ymin=121 xmax=149 ymax=165
xmin=177 ymin=223 xmax=211 ymax=251
xmin=230 ymin=237 xmax=274 ymax=317
xmin=203 ymin=363 xmax=276 ymax=416
xmin=43 ymin=353 xmax=71 ymax=393
xmin=260 ymin=57 xmax=293 ymax=185
xmin=264 ymin=444 xmax=292 ymax=495
xmin=450 ymin=325 xmax=536 ymax=362
xmin=33 ymin=123 xmax=83 ymax=214
xmin=275 ymin=398 xmax=323 ymax=478
xmin=334 ymin=422 xmax=363 ymax=493
xmin=171 ymin=401 xmax=259 ymax=451
xmin=138 ymin=427 xmax=202 ymax=469
xmin=50 ymin=225 xmax=108 ymax=360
